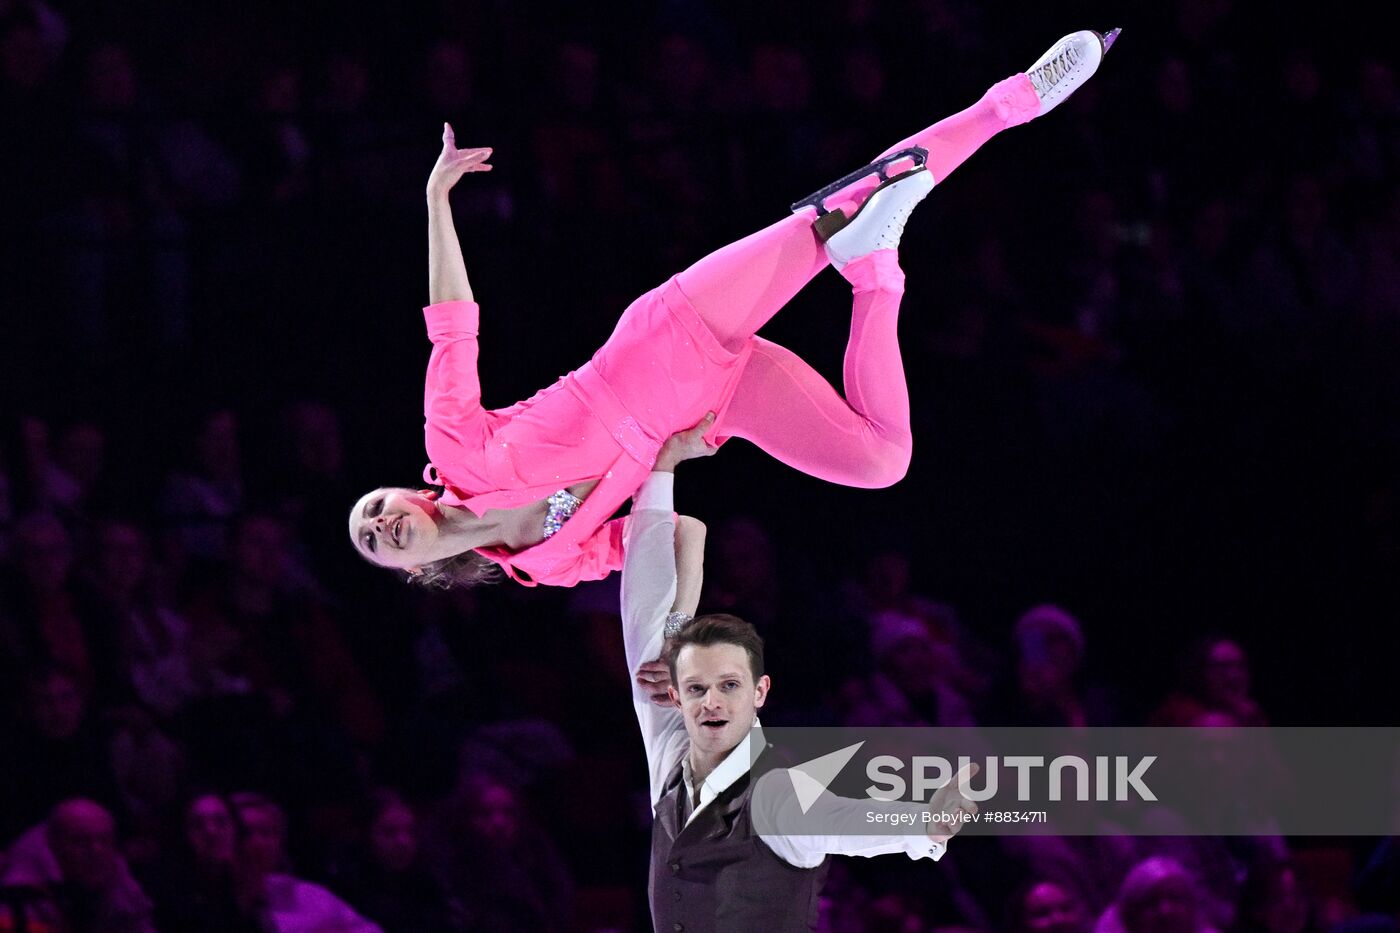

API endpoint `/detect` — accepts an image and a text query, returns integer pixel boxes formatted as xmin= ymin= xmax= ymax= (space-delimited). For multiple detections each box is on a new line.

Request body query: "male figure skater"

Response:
xmin=622 ymin=418 xmax=978 ymax=932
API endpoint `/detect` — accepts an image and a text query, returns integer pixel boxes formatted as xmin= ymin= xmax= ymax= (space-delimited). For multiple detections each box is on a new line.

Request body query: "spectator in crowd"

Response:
xmin=0 ymin=512 xmax=114 ymax=699
xmin=272 ymin=400 xmax=355 ymax=582
xmin=1001 ymin=835 xmax=1139 ymax=917
xmin=0 ymin=665 xmax=124 ymax=843
xmin=325 ymin=788 xmax=463 ymax=932
xmin=181 ymin=512 xmax=384 ymax=748
xmin=843 ymin=548 xmax=994 ymax=703
xmin=62 ymin=38 xmax=204 ymax=344
xmin=701 ymin=515 xmax=783 ymax=627
xmin=1341 ymin=58 xmax=1400 ymax=191
xmin=1 ymin=798 xmax=155 ymax=933
xmin=77 ymin=518 xmax=197 ymax=718
xmin=1242 ymin=172 xmax=1360 ymax=361
xmin=837 ymin=609 xmax=977 ymax=728
xmin=421 ymin=771 xmax=575 ymax=932
xmin=18 ymin=418 xmax=107 ymax=523
xmin=161 ymin=409 xmax=245 ymax=565
xmin=985 ymin=604 xmax=1115 ymax=728
xmin=141 ymin=792 xmax=258 ymax=931
xmin=1235 ymin=858 xmax=1315 ymax=933
xmin=1149 ymin=635 xmax=1268 ymax=727
xmin=230 ymin=792 xmax=381 ymax=932
xmin=1093 ymin=856 xmax=1219 ymax=933
xmin=1012 ymin=877 xmax=1092 ymax=933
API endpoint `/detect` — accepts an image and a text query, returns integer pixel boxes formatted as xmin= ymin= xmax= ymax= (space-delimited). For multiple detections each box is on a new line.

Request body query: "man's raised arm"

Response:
xmin=621 ymin=415 xmax=717 ymax=804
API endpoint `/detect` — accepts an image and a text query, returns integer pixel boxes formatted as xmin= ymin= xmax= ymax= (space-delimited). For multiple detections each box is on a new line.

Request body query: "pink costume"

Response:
xmin=422 ymin=76 xmax=1042 ymax=586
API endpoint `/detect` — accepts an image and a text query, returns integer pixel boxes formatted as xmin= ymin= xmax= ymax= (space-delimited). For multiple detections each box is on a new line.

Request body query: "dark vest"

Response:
xmin=649 ymin=757 xmax=830 ymax=933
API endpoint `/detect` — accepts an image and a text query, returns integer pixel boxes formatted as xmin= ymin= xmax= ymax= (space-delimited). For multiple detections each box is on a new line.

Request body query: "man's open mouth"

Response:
xmin=701 ymin=719 xmax=729 ymax=729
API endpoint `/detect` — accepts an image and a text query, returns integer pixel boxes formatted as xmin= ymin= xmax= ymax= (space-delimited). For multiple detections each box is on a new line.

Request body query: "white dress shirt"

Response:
xmin=622 ymin=472 xmax=946 ymax=869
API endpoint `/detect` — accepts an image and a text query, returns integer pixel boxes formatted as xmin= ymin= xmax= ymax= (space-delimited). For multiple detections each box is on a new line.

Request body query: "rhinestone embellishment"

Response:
xmin=543 ymin=489 xmax=583 ymax=539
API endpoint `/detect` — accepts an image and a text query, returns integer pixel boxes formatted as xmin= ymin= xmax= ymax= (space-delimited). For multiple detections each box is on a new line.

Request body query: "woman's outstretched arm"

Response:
xmin=426 ymin=122 xmax=491 ymax=305
xmin=420 ymin=124 xmax=497 ymax=469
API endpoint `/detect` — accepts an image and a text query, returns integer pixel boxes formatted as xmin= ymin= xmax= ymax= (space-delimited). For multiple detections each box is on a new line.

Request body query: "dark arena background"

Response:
xmin=2 ymin=0 xmax=1398 ymax=930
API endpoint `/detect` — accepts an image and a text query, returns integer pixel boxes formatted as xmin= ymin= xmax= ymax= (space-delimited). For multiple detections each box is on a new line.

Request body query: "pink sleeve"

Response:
xmin=423 ymin=300 xmax=492 ymax=460
xmin=564 ymin=517 xmax=627 ymax=585
xmin=522 ymin=517 xmax=626 ymax=587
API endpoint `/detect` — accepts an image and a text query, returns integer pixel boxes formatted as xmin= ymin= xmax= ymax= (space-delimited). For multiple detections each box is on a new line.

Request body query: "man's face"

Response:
xmin=49 ymin=804 xmax=118 ymax=890
xmin=670 ymin=643 xmax=769 ymax=758
xmin=237 ymin=805 xmax=285 ymax=876
xmin=185 ymin=796 xmax=236 ymax=865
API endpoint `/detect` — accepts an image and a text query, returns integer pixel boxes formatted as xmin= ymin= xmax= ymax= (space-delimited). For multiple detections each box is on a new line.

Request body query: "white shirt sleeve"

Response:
xmin=622 ymin=472 xmax=687 ymax=806
xmin=750 ymin=769 xmax=947 ymax=869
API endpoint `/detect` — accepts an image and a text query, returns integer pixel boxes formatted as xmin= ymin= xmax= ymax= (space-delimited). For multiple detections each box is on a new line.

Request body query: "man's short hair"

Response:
xmin=665 ymin=614 xmax=765 ymax=684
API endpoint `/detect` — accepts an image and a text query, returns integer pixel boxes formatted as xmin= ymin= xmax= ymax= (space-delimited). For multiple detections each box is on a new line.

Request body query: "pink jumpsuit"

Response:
xmin=422 ymin=76 xmax=1042 ymax=586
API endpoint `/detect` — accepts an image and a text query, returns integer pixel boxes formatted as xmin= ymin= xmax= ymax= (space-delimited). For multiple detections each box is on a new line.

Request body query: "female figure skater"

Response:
xmin=349 ymin=29 xmax=1119 ymax=588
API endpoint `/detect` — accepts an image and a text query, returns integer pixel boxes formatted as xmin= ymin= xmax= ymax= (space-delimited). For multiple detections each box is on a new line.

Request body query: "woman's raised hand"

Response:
xmin=427 ymin=122 xmax=492 ymax=198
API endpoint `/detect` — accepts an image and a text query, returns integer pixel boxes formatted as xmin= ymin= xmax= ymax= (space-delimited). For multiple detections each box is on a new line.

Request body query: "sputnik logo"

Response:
xmin=787 ymin=742 xmax=866 ymax=814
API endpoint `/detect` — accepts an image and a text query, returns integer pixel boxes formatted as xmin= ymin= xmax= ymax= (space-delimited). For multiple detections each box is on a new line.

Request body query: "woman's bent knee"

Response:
xmin=855 ymin=438 xmax=912 ymax=489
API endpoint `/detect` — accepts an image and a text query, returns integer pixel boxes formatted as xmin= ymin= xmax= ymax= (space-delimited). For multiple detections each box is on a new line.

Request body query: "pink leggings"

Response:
xmin=675 ymin=74 xmax=1040 ymax=488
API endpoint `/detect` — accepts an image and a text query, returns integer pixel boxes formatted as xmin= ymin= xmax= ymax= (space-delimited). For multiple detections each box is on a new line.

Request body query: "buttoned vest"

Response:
xmin=649 ymin=757 xmax=830 ymax=932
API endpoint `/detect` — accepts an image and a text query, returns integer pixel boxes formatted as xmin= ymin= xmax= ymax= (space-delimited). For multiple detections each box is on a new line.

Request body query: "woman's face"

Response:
xmin=348 ymin=488 xmax=444 ymax=570
xmin=370 ymin=802 xmax=418 ymax=873
xmin=185 ymin=796 xmax=237 ymax=865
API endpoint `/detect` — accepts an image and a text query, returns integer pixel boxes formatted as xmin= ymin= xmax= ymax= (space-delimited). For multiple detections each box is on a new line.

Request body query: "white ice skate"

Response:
xmin=823 ymin=168 xmax=935 ymax=270
xmin=1025 ymin=28 xmax=1121 ymax=117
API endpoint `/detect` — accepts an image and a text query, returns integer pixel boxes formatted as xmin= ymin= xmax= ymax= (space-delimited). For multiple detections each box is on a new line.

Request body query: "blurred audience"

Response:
xmin=325 ymin=788 xmax=463 ymax=932
xmin=420 ymin=772 xmax=574 ymax=932
xmin=1093 ymin=856 xmax=1218 ymax=933
xmin=1150 ymin=635 xmax=1268 ymax=727
xmin=140 ymin=792 xmax=253 ymax=931
xmin=984 ymin=604 xmax=1116 ymax=728
xmin=231 ymin=792 xmax=381 ymax=933
xmin=1013 ymin=877 xmax=1093 ymax=933
xmin=0 ymin=7 xmax=1394 ymax=926
xmin=0 ymin=666 xmax=124 ymax=843
xmin=1 ymin=798 xmax=155 ymax=933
